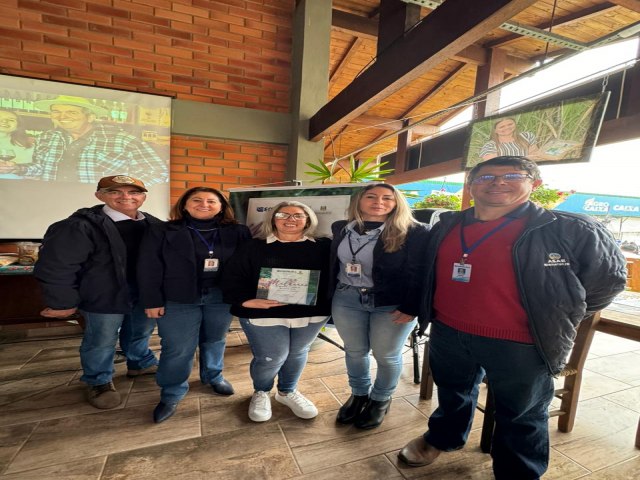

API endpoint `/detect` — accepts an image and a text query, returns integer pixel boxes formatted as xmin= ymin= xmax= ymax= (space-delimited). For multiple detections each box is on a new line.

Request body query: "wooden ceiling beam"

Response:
xmin=329 ymin=37 xmax=363 ymax=86
xmin=484 ymin=4 xmax=619 ymax=49
xmin=355 ymin=64 xmax=470 ymax=159
xmin=311 ymin=0 xmax=539 ymax=141
xmin=332 ymin=9 xmax=533 ymax=75
xmin=332 ymin=9 xmax=377 ymax=40
xmin=403 ymin=64 xmax=471 ymax=119
xmin=609 ymin=0 xmax=640 ymax=13
xmin=350 ymin=115 xmax=438 ymax=136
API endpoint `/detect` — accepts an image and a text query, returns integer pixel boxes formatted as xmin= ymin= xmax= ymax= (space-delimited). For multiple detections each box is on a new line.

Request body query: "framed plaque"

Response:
xmin=256 ymin=267 xmax=320 ymax=306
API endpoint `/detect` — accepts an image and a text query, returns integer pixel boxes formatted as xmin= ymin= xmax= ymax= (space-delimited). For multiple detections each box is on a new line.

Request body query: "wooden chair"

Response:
xmin=420 ymin=312 xmax=601 ymax=453
xmin=419 ymin=325 xmax=433 ymax=400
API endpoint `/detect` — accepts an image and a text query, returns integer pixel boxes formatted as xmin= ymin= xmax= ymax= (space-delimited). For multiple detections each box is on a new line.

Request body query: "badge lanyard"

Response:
xmin=345 ymin=230 xmax=378 ymax=277
xmin=189 ymin=226 xmax=220 ymax=272
xmin=452 ymin=216 xmax=515 ymax=283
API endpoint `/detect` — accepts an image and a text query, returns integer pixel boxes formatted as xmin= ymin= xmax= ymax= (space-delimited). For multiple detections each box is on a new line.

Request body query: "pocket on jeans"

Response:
xmin=336 ymin=283 xmax=351 ymax=292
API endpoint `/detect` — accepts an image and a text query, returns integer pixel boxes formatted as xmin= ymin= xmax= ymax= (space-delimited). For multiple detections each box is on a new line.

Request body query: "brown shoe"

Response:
xmin=126 ymin=365 xmax=158 ymax=378
xmin=398 ymin=436 xmax=442 ymax=467
xmin=86 ymin=381 xmax=121 ymax=409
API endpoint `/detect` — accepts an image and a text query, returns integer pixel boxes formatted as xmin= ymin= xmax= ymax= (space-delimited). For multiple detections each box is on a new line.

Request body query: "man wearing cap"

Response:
xmin=34 ymin=175 xmax=160 ymax=409
xmin=0 ymin=95 xmax=168 ymax=185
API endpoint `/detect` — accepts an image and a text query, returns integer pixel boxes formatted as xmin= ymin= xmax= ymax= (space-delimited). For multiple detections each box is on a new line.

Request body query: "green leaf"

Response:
xmin=303 ymin=156 xmax=393 ymax=183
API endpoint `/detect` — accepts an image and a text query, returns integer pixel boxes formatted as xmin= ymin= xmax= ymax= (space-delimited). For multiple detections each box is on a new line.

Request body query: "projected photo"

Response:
xmin=463 ymin=92 xmax=610 ymax=169
xmin=0 ymin=75 xmax=170 ymax=185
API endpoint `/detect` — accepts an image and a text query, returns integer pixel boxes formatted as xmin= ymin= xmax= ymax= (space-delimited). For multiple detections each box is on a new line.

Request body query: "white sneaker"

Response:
xmin=275 ymin=390 xmax=318 ymax=419
xmin=248 ymin=391 xmax=272 ymax=422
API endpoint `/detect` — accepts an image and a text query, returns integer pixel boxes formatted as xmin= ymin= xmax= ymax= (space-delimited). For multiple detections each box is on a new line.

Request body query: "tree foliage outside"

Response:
xmin=530 ymin=184 xmax=574 ymax=209
xmin=414 ymin=192 xmax=462 ymax=210
xmin=413 ymin=185 xmax=573 ymax=211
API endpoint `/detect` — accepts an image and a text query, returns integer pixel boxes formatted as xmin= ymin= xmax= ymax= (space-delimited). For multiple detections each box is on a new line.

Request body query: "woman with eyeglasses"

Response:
xmin=330 ymin=184 xmax=430 ymax=429
xmin=223 ymin=201 xmax=331 ymax=423
xmin=138 ymin=187 xmax=251 ymax=423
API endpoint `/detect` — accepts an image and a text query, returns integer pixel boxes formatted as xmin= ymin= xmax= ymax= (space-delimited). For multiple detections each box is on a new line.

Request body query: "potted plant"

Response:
xmin=304 ymin=155 xmax=393 ymax=184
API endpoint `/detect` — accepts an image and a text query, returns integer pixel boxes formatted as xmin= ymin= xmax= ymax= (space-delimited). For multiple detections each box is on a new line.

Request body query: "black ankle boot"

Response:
xmin=336 ymin=394 xmax=369 ymax=424
xmin=153 ymin=401 xmax=178 ymax=424
xmin=354 ymin=398 xmax=391 ymax=429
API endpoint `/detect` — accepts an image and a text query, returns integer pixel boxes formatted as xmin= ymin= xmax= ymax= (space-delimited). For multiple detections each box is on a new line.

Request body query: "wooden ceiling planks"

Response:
xmin=320 ymin=0 xmax=640 ymax=162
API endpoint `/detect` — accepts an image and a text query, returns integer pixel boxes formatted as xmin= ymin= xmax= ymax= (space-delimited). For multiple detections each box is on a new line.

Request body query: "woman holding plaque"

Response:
xmin=138 ymin=187 xmax=251 ymax=424
xmin=223 ymin=201 xmax=331 ymax=423
xmin=330 ymin=184 xmax=430 ymax=429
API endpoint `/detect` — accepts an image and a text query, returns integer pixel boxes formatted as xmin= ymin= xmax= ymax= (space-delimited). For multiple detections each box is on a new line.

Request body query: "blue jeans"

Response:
xmin=79 ymin=304 xmax=157 ymax=386
xmin=425 ymin=321 xmax=554 ymax=480
xmin=156 ymin=287 xmax=232 ymax=403
xmin=239 ymin=317 xmax=327 ymax=392
xmin=331 ymin=284 xmax=416 ymax=401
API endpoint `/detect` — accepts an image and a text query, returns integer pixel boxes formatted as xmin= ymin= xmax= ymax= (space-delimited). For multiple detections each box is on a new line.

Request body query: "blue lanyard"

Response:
xmin=459 ymin=216 xmax=516 ymax=264
xmin=188 ymin=226 xmax=218 ymax=258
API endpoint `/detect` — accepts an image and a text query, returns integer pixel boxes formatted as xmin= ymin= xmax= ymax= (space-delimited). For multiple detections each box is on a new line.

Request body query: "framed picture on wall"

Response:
xmin=463 ymin=92 xmax=610 ymax=170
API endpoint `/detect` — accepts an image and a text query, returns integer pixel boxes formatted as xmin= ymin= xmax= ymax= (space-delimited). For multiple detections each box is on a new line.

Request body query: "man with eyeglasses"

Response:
xmin=399 ymin=156 xmax=627 ymax=479
xmin=34 ymin=175 xmax=160 ymax=409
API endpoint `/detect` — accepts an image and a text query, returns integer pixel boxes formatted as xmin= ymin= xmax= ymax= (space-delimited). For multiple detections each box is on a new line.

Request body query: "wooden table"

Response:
xmin=598 ymin=306 xmax=640 ymax=342
xmin=598 ymin=303 xmax=640 ymax=448
xmin=0 ymin=267 xmax=48 ymax=326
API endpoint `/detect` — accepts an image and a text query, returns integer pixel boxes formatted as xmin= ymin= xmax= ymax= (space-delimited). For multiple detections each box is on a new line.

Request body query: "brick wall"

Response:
xmin=0 ymin=0 xmax=293 ymax=197
xmin=170 ymin=135 xmax=287 ymax=204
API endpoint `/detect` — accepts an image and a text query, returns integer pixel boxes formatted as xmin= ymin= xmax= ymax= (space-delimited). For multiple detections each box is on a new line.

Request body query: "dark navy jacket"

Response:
xmin=138 ymin=220 xmax=251 ymax=308
xmin=419 ymin=202 xmax=627 ymax=375
xmin=34 ymin=205 xmax=161 ymax=313
xmin=329 ymin=220 xmax=431 ymax=317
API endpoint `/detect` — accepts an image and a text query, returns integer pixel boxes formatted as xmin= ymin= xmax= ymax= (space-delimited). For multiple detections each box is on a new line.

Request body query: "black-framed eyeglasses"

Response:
xmin=470 ymin=173 xmax=533 ymax=185
xmin=274 ymin=212 xmax=308 ymax=220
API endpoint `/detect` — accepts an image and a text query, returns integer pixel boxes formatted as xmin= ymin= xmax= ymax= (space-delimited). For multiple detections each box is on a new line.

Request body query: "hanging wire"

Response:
xmin=542 ymin=0 xmax=559 ymax=63
xmin=615 ymin=69 xmax=625 ymax=118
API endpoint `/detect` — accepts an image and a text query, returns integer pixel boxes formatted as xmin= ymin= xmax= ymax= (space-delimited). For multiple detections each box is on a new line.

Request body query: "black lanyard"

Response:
xmin=347 ymin=230 xmax=378 ymax=263
xmin=188 ymin=226 xmax=218 ymax=259
xmin=459 ymin=217 xmax=516 ymax=264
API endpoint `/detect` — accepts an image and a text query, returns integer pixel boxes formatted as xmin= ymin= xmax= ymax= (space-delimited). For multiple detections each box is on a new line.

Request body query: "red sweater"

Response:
xmin=433 ymin=215 xmax=533 ymax=343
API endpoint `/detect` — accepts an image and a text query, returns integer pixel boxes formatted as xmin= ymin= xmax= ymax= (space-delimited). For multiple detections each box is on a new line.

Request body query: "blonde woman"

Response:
xmin=479 ymin=117 xmax=539 ymax=161
xmin=330 ymin=184 xmax=430 ymax=429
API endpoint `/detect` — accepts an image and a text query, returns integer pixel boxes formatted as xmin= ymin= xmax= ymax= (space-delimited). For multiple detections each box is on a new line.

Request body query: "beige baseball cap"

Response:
xmin=96 ymin=175 xmax=147 ymax=192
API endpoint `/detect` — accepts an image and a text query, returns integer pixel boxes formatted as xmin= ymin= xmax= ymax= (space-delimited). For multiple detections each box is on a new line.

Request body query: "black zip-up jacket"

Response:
xmin=419 ymin=202 xmax=627 ymax=375
xmin=33 ymin=205 xmax=161 ymax=313
xmin=329 ymin=220 xmax=431 ymax=317
xmin=222 ymin=237 xmax=332 ymax=319
xmin=137 ymin=220 xmax=251 ymax=308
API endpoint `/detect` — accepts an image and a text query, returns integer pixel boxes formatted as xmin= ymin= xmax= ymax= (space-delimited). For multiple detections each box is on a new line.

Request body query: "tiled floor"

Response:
xmin=0 ymin=317 xmax=638 ymax=479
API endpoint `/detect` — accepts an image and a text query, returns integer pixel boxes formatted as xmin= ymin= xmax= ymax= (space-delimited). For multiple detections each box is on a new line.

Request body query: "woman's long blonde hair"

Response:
xmin=348 ymin=183 xmax=417 ymax=253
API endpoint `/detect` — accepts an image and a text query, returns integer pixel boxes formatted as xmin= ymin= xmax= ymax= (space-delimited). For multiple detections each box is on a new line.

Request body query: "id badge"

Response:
xmin=204 ymin=258 xmax=219 ymax=272
xmin=346 ymin=262 xmax=362 ymax=277
xmin=452 ymin=262 xmax=471 ymax=282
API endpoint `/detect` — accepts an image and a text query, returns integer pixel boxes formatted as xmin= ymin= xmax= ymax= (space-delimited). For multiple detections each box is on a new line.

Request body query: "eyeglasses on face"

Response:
xmin=470 ymin=173 xmax=533 ymax=185
xmin=274 ymin=212 xmax=308 ymax=220
xmin=102 ymin=190 xmax=145 ymax=197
